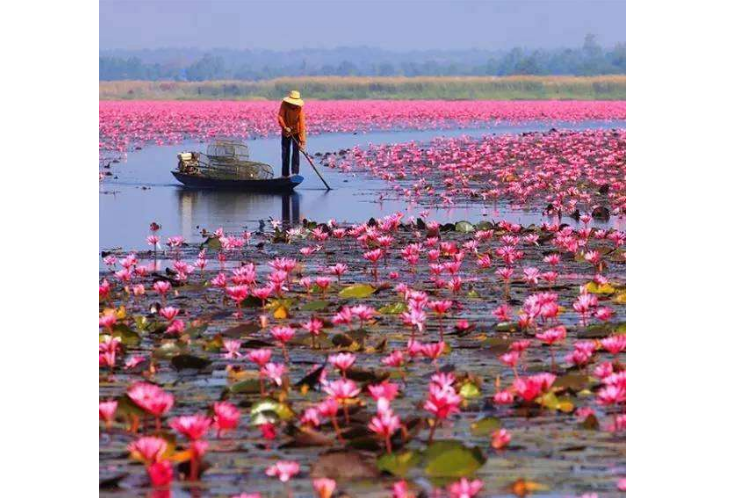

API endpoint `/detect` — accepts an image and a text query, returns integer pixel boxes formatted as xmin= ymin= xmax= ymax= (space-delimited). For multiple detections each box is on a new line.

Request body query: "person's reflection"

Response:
xmin=281 ymin=192 xmax=301 ymax=226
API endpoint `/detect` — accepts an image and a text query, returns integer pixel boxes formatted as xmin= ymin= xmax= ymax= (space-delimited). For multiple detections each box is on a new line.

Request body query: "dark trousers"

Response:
xmin=281 ymin=134 xmax=300 ymax=177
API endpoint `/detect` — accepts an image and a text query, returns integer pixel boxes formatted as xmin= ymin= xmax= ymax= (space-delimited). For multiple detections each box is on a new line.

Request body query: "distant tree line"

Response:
xmin=100 ymin=35 xmax=625 ymax=81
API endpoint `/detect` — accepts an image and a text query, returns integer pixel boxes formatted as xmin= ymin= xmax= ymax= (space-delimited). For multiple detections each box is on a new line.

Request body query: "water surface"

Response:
xmin=100 ymin=121 xmax=625 ymax=250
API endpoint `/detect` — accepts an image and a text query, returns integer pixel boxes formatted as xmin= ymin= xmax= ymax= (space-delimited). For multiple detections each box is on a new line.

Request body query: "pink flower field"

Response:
xmin=99 ymin=99 xmax=625 ymax=496
xmin=99 ymin=100 xmax=625 ymax=155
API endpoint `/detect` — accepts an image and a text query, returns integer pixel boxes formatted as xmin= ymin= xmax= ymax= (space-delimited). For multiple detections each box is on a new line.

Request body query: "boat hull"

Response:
xmin=172 ymin=172 xmax=304 ymax=192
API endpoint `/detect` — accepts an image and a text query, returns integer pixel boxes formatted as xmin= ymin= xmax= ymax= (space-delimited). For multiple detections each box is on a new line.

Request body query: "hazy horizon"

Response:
xmin=100 ymin=0 xmax=625 ymax=52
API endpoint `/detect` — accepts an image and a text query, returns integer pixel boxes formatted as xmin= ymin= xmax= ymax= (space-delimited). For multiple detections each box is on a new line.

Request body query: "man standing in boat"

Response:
xmin=277 ymin=90 xmax=306 ymax=178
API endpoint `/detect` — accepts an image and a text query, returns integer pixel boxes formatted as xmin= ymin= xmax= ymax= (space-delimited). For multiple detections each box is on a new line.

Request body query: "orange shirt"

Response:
xmin=277 ymin=102 xmax=306 ymax=144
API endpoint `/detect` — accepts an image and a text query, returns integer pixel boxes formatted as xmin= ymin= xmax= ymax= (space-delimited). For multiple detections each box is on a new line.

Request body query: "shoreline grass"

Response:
xmin=99 ymin=75 xmax=625 ymax=101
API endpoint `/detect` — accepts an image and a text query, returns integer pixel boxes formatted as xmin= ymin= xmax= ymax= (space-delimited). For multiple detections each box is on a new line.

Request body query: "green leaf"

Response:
xmin=538 ymin=392 xmax=573 ymax=412
xmin=585 ymin=282 xmax=616 ymax=295
xmin=459 ymin=382 xmax=481 ymax=399
xmin=378 ymin=301 xmax=408 ymax=315
xmin=495 ymin=322 xmax=519 ymax=333
xmin=202 ymin=334 xmax=224 ymax=352
xmin=554 ymin=373 xmax=589 ymax=392
xmin=470 ymin=417 xmax=502 ymax=436
xmin=153 ymin=341 xmax=187 ymax=359
xmin=377 ymin=451 xmax=420 ymax=477
xmin=581 ymin=413 xmax=600 ymax=430
xmin=302 ymin=300 xmax=330 ymax=311
xmin=182 ymin=323 xmax=208 ymax=338
xmin=222 ymin=322 xmax=260 ymax=337
xmin=134 ymin=315 xmax=150 ymax=332
xmin=251 ymin=399 xmax=294 ymax=424
xmin=339 ymin=284 xmax=376 ymax=299
xmin=228 ymin=378 xmax=262 ymax=395
xmin=455 ymin=221 xmax=475 ymax=233
xmin=579 ymin=322 xmax=620 ymax=339
xmin=423 ymin=440 xmax=486 ymax=477
xmin=202 ymin=236 xmax=222 ymax=251
xmin=171 ymin=354 xmax=211 ymax=371
xmin=108 ymin=324 xmax=141 ymax=347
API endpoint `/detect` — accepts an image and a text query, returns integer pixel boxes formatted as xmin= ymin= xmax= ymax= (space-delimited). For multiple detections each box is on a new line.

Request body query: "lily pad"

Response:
xmin=377 ymin=451 xmax=420 ymax=477
xmin=153 ymin=341 xmax=187 ymax=359
xmin=378 ymin=301 xmax=408 ymax=314
xmin=302 ymin=300 xmax=330 ymax=311
xmin=228 ymin=378 xmax=262 ymax=395
xmin=339 ymin=284 xmax=376 ymax=299
xmin=311 ymin=451 xmax=380 ymax=479
xmin=251 ymin=398 xmax=294 ymax=423
xmin=470 ymin=417 xmax=502 ymax=436
xmin=585 ymin=282 xmax=616 ymax=295
xmin=222 ymin=322 xmax=260 ymax=337
xmin=455 ymin=221 xmax=475 ymax=233
xmin=423 ymin=440 xmax=486 ymax=477
xmin=459 ymin=382 xmax=481 ymax=399
xmin=554 ymin=373 xmax=590 ymax=392
xmin=171 ymin=354 xmax=211 ymax=371
xmin=539 ymin=392 xmax=574 ymax=412
xmin=109 ymin=323 xmax=141 ymax=347
xmin=181 ymin=323 xmax=209 ymax=338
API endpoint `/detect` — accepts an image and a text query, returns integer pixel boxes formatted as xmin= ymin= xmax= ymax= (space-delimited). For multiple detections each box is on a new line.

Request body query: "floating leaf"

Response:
xmin=251 ymin=398 xmax=294 ymax=423
xmin=579 ymin=322 xmax=620 ymax=339
xmin=295 ymin=365 xmax=326 ymax=389
xmin=182 ymin=323 xmax=208 ymax=338
xmin=613 ymin=290 xmax=626 ymax=304
xmin=228 ymin=378 xmax=261 ymax=395
xmin=134 ymin=315 xmax=150 ymax=332
xmin=455 ymin=221 xmax=475 ymax=233
xmin=116 ymin=393 xmax=147 ymax=419
xmin=109 ymin=324 xmax=141 ymax=347
xmin=580 ymin=413 xmax=600 ymax=430
xmin=339 ymin=284 xmax=376 ymax=299
xmin=273 ymin=305 xmax=289 ymax=319
xmin=311 ymin=451 xmax=380 ymax=479
xmin=302 ymin=300 xmax=330 ymax=311
xmin=171 ymin=354 xmax=211 ymax=371
xmin=585 ymin=282 xmax=616 ymax=295
xmin=554 ymin=373 xmax=589 ymax=392
xmin=283 ymin=428 xmax=333 ymax=448
xmin=470 ymin=417 xmax=502 ymax=436
xmin=379 ymin=301 xmax=408 ymax=314
xmin=202 ymin=334 xmax=223 ymax=352
xmin=495 ymin=322 xmax=519 ymax=333
xmin=423 ymin=440 xmax=486 ymax=477
xmin=608 ymin=248 xmax=626 ymax=263
xmin=202 ymin=236 xmax=222 ymax=251
xmin=377 ymin=451 xmax=420 ymax=477
xmin=459 ymin=382 xmax=481 ymax=399
xmin=153 ymin=341 xmax=187 ymax=359
xmin=222 ymin=322 xmax=260 ymax=337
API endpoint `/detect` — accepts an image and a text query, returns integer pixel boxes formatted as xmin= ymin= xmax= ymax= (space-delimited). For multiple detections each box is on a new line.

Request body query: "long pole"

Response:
xmin=291 ymin=136 xmax=332 ymax=191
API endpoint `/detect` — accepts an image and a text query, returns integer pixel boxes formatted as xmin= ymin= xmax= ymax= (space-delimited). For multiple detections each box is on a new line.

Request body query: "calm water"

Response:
xmin=99 ymin=121 xmax=625 ymax=250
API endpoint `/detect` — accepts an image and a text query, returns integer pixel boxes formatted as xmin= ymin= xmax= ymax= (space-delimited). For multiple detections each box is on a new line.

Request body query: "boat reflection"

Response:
xmin=176 ymin=189 xmax=302 ymax=238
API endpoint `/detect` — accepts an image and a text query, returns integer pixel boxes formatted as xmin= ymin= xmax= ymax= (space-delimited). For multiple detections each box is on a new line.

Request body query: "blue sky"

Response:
xmin=100 ymin=0 xmax=625 ymax=51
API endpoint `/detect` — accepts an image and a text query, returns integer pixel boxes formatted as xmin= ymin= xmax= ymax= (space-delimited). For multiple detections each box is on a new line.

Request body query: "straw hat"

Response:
xmin=283 ymin=90 xmax=304 ymax=107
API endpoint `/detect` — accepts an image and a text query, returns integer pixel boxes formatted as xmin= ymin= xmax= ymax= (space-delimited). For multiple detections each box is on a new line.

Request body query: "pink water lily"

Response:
xmin=265 ymin=460 xmax=300 ymax=482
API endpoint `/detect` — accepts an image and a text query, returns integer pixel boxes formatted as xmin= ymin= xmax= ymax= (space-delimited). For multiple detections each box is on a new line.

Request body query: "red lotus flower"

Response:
xmin=169 ymin=414 xmax=212 ymax=440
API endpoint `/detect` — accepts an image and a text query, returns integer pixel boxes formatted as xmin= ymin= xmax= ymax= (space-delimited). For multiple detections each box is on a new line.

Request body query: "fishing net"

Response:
xmin=177 ymin=139 xmax=274 ymax=180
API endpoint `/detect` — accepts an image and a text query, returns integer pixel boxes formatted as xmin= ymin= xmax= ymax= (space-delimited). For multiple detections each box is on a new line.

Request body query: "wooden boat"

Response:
xmin=172 ymin=139 xmax=303 ymax=192
xmin=172 ymin=172 xmax=303 ymax=191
